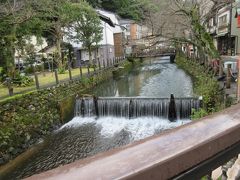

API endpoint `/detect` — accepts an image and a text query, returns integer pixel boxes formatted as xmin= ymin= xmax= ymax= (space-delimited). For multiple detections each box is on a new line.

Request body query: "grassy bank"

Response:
xmin=0 ymin=59 xmax=141 ymax=166
xmin=0 ymin=68 xmax=93 ymax=98
xmin=176 ymin=54 xmax=224 ymax=119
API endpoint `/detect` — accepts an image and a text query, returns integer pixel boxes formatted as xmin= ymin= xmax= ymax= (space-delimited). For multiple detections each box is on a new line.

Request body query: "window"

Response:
xmin=126 ymin=24 xmax=130 ymax=32
xmin=219 ymin=15 xmax=228 ymax=26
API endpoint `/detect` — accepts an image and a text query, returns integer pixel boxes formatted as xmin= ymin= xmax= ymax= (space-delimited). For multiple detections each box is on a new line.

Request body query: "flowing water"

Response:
xmin=75 ymin=97 xmax=200 ymax=119
xmin=1 ymin=57 xmax=196 ymax=179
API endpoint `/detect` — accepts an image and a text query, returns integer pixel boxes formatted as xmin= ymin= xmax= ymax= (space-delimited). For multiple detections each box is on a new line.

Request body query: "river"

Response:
xmin=1 ymin=57 xmax=195 ymax=179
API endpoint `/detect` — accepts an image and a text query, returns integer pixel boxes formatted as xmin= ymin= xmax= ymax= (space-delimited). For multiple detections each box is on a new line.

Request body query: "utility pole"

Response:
xmin=229 ymin=2 xmax=233 ymax=56
xmin=237 ymin=59 xmax=240 ymax=102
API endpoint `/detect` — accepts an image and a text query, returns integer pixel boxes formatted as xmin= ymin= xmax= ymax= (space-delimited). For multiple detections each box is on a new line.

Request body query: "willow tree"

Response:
xmin=68 ymin=1 xmax=102 ymax=65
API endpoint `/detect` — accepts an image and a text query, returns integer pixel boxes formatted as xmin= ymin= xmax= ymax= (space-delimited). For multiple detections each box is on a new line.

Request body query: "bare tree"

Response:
xmin=140 ymin=0 xmax=233 ymax=60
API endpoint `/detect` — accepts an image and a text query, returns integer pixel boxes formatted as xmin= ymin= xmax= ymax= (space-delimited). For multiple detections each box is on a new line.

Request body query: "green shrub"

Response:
xmin=176 ymin=54 xmax=223 ymax=114
xmin=191 ymin=108 xmax=208 ymax=120
xmin=58 ymin=67 xmax=66 ymax=74
xmin=24 ymin=66 xmax=35 ymax=74
xmin=35 ymin=65 xmax=44 ymax=72
xmin=12 ymin=74 xmax=34 ymax=87
xmin=0 ymin=68 xmax=7 ymax=82
xmin=80 ymin=76 xmax=91 ymax=86
xmin=89 ymin=64 xmax=97 ymax=68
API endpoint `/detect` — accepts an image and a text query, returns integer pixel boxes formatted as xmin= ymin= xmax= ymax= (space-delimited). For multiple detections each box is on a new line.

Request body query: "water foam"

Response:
xmin=60 ymin=117 xmax=191 ymax=141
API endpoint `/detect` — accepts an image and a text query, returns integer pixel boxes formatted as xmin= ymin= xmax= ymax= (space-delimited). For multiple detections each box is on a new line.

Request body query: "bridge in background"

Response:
xmin=132 ymin=49 xmax=176 ymax=63
xmin=27 ymin=103 xmax=240 ymax=180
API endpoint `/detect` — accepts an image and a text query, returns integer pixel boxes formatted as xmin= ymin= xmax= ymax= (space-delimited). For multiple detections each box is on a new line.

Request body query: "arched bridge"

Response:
xmin=27 ymin=103 xmax=240 ymax=180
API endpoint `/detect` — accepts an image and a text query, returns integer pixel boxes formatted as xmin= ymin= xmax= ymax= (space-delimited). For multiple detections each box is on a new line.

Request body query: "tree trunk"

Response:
xmin=4 ymin=30 xmax=16 ymax=79
xmin=88 ymin=46 xmax=92 ymax=65
xmin=56 ymin=37 xmax=63 ymax=69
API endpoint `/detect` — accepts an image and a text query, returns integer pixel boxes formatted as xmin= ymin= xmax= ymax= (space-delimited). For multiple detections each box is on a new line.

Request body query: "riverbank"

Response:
xmin=0 ymin=59 xmax=141 ymax=166
xmin=175 ymin=54 xmax=224 ymax=118
xmin=0 ymin=56 xmax=196 ymax=179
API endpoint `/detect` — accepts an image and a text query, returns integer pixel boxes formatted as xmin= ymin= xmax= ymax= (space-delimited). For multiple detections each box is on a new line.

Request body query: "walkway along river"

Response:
xmin=0 ymin=56 xmax=198 ymax=179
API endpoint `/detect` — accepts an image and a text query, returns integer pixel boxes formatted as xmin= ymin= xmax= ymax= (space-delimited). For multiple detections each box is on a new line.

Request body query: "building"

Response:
xmin=65 ymin=9 xmax=124 ymax=67
xmin=64 ymin=9 xmax=151 ymax=65
xmin=231 ymin=0 xmax=240 ymax=56
xmin=15 ymin=36 xmax=48 ymax=65
xmin=202 ymin=1 xmax=240 ymax=56
xmin=119 ymin=19 xmax=151 ymax=55
xmin=113 ymin=32 xmax=125 ymax=58
xmin=216 ymin=5 xmax=232 ymax=56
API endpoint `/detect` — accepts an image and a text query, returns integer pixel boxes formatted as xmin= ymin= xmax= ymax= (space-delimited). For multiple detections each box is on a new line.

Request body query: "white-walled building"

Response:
xmin=15 ymin=36 xmax=48 ymax=64
xmin=65 ymin=9 xmax=124 ymax=66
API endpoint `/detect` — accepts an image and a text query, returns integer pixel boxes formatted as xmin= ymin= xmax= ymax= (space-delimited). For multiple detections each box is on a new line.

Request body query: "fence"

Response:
xmin=0 ymin=57 xmax=126 ymax=100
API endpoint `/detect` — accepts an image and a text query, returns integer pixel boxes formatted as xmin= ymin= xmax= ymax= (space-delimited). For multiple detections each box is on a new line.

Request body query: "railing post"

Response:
xmin=87 ymin=65 xmax=90 ymax=76
xmin=93 ymin=62 xmax=96 ymax=73
xmin=219 ymin=60 xmax=224 ymax=77
xmin=103 ymin=59 xmax=106 ymax=69
xmin=199 ymin=96 xmax=203 ymax=108
xmin=98 ymin=58 xmax=101 ymax=70
xmin=54 ymin=69 xmax=59 ymax=85
xmin=116 ymin=57 xmax=119 ymax=64
xmin=6 ymin=78 xmax=13 ymax=96
xmin=69 ymin=67 xmax=72 ymax=81
xmin=34 ymin=73 xmax=40 ymax=89
xmin=79 ymin=65 xmax=83 ymax=78
xmin=226 ymin=64 xmax=231 ymax=89
xmin=109 ymin=58 xmax=112 ymax=67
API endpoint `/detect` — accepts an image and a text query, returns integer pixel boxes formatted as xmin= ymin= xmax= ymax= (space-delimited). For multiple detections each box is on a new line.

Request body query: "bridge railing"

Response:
xmin=132 ymin=50 xmax=176 ymax=58
xmin=26 ymin=103 xmax=240 ymax=180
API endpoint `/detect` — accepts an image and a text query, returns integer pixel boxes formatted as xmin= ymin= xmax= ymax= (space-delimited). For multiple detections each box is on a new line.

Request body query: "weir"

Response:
xmin=74 ymin=95 xmax=200 ymax=120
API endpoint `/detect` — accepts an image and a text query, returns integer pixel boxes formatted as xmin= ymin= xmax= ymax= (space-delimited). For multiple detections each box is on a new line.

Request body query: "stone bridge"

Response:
xmin=132 ymin=49 xmax=176 ymax=63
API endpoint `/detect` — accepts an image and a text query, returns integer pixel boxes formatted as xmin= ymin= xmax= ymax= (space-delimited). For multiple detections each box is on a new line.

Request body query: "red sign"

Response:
xmin=238 ymin=15 xmax=240 ymax=28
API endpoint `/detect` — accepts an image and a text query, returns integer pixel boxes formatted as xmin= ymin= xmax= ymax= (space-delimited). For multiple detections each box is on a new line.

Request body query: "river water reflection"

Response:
xmin=1 ymin=57 xmax=194 ymax=179
xmin=93 ymin=57 xmax=193 ymax=97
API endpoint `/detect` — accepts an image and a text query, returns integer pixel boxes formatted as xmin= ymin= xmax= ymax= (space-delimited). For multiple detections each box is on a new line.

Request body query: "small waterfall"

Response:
xmin=75 ymin=96 xmax=200 ymax=120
